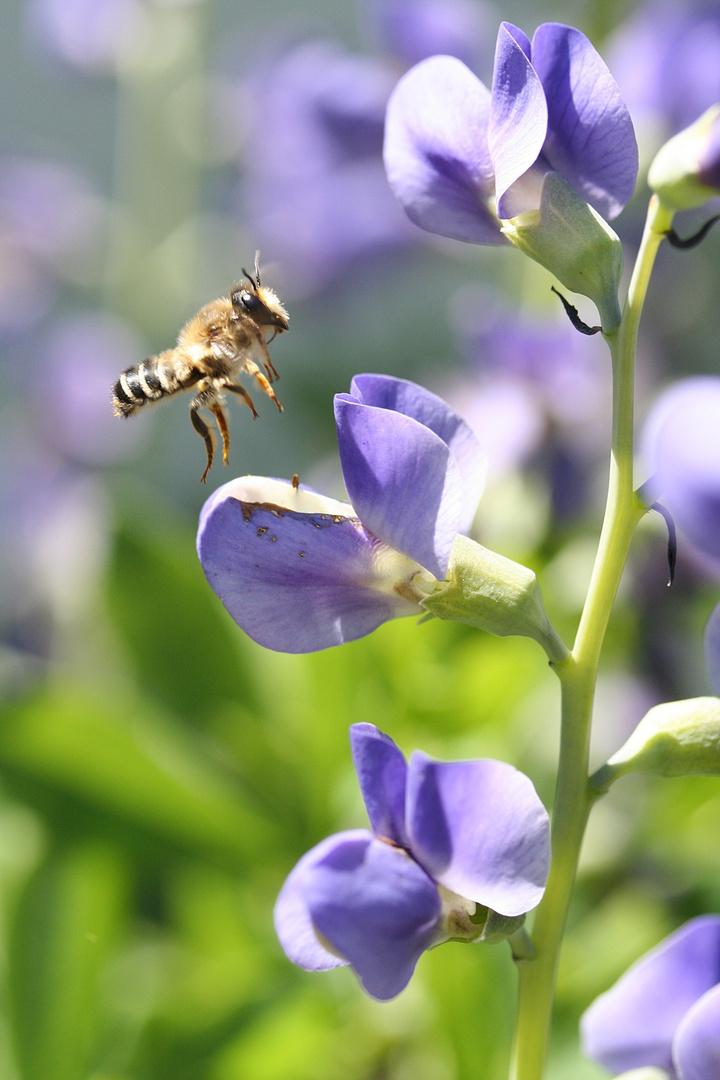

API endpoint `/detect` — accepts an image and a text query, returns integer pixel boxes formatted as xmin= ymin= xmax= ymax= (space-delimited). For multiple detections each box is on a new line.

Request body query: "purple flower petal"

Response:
xmin=641 ymin=377 xmax=720 ymax=566
xmin=334 ymin=395 xmax=463 ymax=579
xmin=674 ymin=982 xmax=720 ymax=1080
xmin=405 ymin=754 xmax=550 ymax=916
xmin=704 ymin=602 xmax=720 ymax=696
xmin=350 ymin=723 xmax=408 ymax=846
xmin=698 ymin=109 xmax=720 ymax=191
xmin=197 ymin=477 xmax=424 ymax=652
xmin=302 ymin=832 xmax=442 ymax=1000
xmin=274 ymin=834 xmax=354 ymax=972
xmin=349 ymin=374 xmax=486 ymax=531
xmin=383 ymin=55 xmax=505 ymax=244
xmin=490 ymin=22 xmax=549 ymax=218
xmin=581 ymin=916 xmax=720 ymax=1076
xmin=531 ymin=23 xmax=638 ymax=220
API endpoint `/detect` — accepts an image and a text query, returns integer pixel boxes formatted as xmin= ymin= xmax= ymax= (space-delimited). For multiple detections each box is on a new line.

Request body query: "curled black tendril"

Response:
xmin=650 ymin=501 xmax=678 ymax=586
xmin=550 ymin=286 xmax=602 ymax=336
xmin=665 ymin=214 xmax=720 ymax=250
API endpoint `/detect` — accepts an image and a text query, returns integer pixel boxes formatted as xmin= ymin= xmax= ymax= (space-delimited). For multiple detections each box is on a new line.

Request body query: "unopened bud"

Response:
xmin=592 ymin=696 xmax=720 ymax=791
xmin=649 ymin=104 xmax=720 ymax=210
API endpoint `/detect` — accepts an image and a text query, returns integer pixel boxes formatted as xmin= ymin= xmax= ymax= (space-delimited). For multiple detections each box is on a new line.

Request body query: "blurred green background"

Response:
xmin=2 ymin=0 xmax=720 ymax=1077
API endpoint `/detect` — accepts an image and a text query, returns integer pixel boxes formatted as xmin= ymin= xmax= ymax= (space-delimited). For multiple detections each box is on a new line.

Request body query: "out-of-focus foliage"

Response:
xmin=1 ymin=0 xmax=719 ymax=1077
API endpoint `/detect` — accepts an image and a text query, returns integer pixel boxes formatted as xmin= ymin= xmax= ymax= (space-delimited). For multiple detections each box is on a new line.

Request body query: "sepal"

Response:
xmin=501 ymin=171 xmax=623 ymax=332
xmin=471 ymin=905 xmax=527 ymax=945
xmin=591 ymin=696 xmax=720 ymax=792
xmin=649 ymin=103 xmax=720 ymax=211
xmin=421 ymin=534 xmax=568 ymax=663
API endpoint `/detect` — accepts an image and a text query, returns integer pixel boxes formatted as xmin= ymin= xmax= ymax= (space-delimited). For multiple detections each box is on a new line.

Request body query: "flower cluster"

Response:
xmin=275 ymin=723 xmax=550 ymax=1000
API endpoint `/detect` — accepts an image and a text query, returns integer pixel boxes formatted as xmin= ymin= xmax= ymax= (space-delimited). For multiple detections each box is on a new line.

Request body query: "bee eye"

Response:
xmin=233 ymin=289 xmax=262 ymax=313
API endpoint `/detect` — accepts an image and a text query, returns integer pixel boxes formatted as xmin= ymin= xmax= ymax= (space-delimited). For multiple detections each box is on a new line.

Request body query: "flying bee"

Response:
xmin=111 ymin=254 xmax=289 ymax=482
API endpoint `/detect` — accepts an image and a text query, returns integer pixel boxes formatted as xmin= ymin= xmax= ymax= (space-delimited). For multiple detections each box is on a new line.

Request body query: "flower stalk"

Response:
xmin=509 ymin=194 xmax=676 ymax=1080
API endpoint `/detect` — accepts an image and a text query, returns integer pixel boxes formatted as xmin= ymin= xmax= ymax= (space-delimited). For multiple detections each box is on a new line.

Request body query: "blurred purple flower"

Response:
xmin=641 ymin=377 xmax=720 ymax=569
xmin=366 ymin=0 xmax=494 ymax=70
xmin=0 ymin=157 xmax=103 ymax=331
xmin=26 ymin=0 xmax=142 ymax=73
xmin=697 ymin=107 xmax=720 ymax=191
xmin=0 ymin=447 xmax=110 ymax=656
xmin=35 ymin=313 xmax=150 ymax=465
xmin=275 ymin=722 xmax=550 ymax=1000
xmin=0 ymin=157 xmax=101 ymax=262
xmin=230 ymin=3 xmax=501 ymax=294
xmin=704 ymin=601 xmax=720 ymax=694
xmin=442 ymin=291 xmax=608 ymax=518
xmin=608 ymin=1 xmax=720 ymax=140
xmin=581 ymin=915 xmax=720 ymax=1079
xmin=197 ymin=374 xmax=485 ymax=652
xmin=383 ymin=21 xmax=638 ymax=244
xmin=237 ymin=41 xmax=413 ymax=295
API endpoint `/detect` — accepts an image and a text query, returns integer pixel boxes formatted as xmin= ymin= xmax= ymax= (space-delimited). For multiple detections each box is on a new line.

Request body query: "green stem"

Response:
xmin=508 ymin=196 xmax=675 ymax=1080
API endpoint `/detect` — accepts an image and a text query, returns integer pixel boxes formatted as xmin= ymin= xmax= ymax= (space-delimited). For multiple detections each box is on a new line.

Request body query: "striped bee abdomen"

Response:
xmin=111 ymin=352 xmax=202 ymax=417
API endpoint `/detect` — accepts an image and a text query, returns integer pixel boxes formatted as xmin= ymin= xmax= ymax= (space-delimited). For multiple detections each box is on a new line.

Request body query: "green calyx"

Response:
xmin=422 ymin=534 xmax=568 ymax=665
xmin=591 ymin=696 xmax=720 ymax=792
xmin=501 ymin=172 xmax=623 ymax=332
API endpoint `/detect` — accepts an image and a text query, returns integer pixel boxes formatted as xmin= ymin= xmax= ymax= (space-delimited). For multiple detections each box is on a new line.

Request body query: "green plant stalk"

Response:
xmin=508 ymin=195 xmax=675 ymax=1080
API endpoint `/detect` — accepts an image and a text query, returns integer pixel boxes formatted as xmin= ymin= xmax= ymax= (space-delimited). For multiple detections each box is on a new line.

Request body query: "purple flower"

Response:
xmin=581 ymin=916 xmax=720 ymax=1079
xmin=641 ymin=377 xmax=720 ymax=569
xmin=704 ymin=601 xmax=720 ymax=695
xmin=197 ymin=374 xmax=485 ymax=652
xmin=366 ymin=0 xmax=494 ymax=70
xmin=35 ymin=313 xmax=150 ymax=465
xmin=607 ymin=1 xmax=720 ymax=140
xmin=383 ymin=21 xmax=638 ymax=244
xmin=234 ymin=41 xmax=414 ymax=295
xmin=275 ymin=723 xmax=550 ymax=1000
xmin=26 ymin=0 xmax=142 ymax=73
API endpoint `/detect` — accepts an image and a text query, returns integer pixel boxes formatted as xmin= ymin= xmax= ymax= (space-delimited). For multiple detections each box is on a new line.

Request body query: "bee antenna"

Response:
xmin=241 ymin=252 xmax=263 ymax=290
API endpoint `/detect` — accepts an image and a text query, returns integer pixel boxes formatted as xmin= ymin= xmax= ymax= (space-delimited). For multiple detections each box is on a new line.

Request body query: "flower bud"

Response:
xmin=421 ymin=534 xmax=568 ymax=664
xmin=500 ymin=171 xmax=624 ymax=332
xmin=648 ymin=103 xmax=720 ymax=210
xmin=592 ymin=696 xmax=720 ymax=791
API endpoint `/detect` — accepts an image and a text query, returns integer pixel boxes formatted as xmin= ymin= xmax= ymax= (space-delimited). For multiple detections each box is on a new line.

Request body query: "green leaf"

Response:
xmin=0 ymin=684 xmax=277 ymax=867
xmin=7 ymin=842 xmax=127 ymax=1080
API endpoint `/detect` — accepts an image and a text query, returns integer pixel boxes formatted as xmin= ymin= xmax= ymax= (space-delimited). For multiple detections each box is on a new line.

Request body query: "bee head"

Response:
xmin=231 ymin=253 xmax=289 ymax=332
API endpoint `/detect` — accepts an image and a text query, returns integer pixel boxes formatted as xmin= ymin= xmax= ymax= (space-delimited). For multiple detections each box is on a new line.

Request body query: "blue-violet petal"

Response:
xmin=335 ymin=395 xmax=463 ymax=579
xmin=303 ymin=832 xmax=442 ymax=1001
xmin=581 ymin=915 xmax=720 ymax=1076
xmin=350 ymin=723 xmax=408 ymax=846
xmin=383 ymin=54 xmax=504 ymax=244
xmin=531 ymin=22 xmax=638 ymax=220
xmin=405 ymin=754 xmax=550 ymax=916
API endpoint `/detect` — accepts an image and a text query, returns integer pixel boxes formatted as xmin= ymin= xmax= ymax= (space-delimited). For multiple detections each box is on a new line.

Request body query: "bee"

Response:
xmin=112 ymin=254 xmax=289 ymax=482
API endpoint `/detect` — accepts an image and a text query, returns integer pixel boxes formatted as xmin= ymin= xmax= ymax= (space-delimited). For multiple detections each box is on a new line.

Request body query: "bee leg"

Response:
xmin=264 ymin=356 xmax=280 ymax=382
xmin=251 ymin=329 xmax=280 ymax=382
xmin=210 ymin=403 xmax=231 ymax=466
xmin=190 ymin=402 xmax=214 ymax=483
xmin=244 ymin=361 xmax=283 ymax=412
xmin=224 ymin=383 xmax=259 ymax=418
